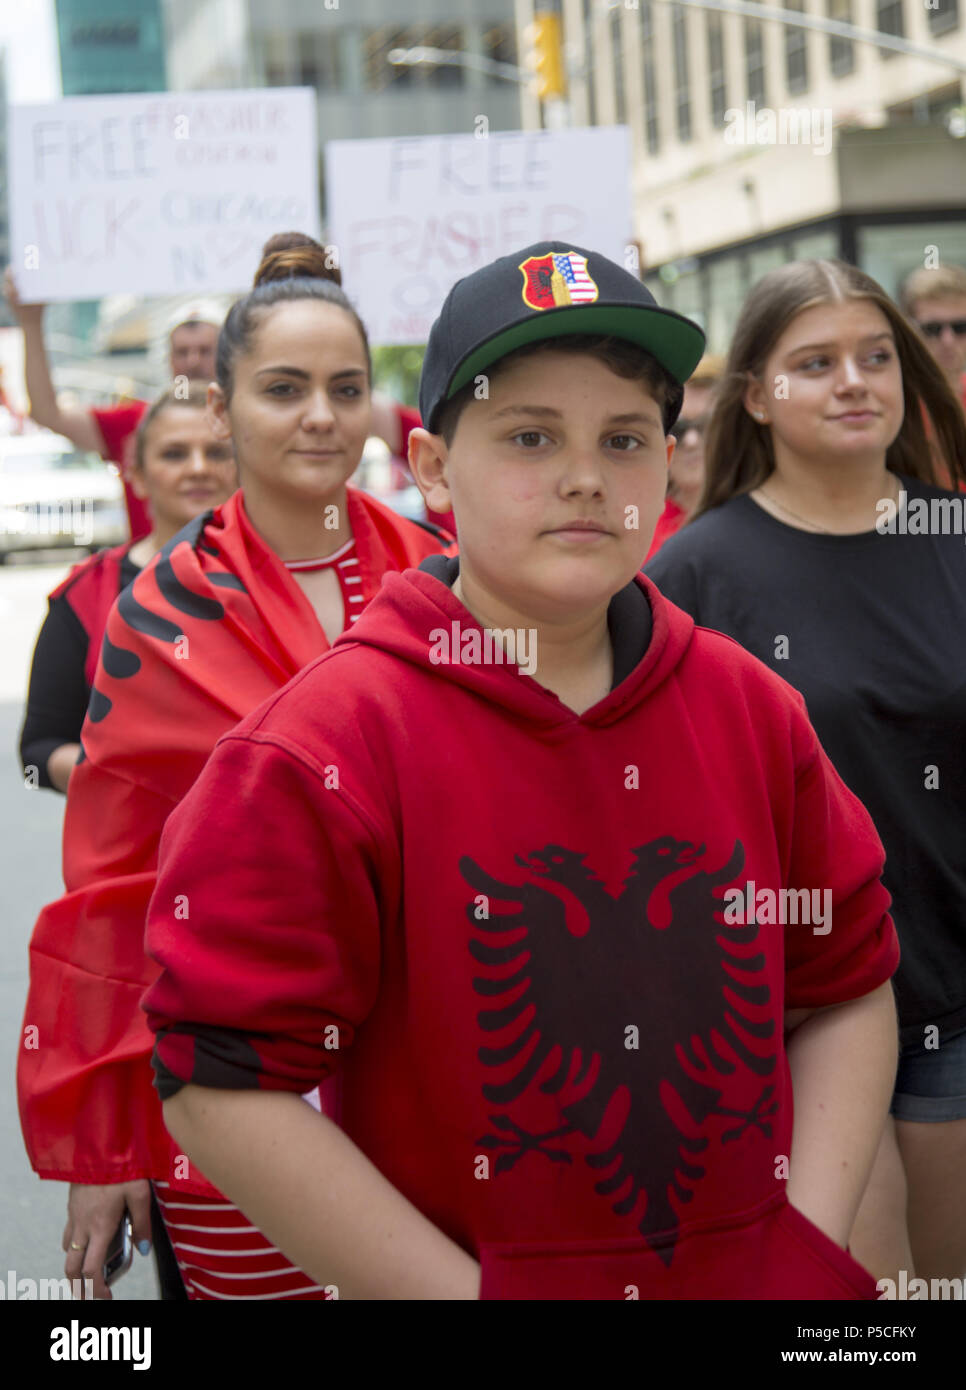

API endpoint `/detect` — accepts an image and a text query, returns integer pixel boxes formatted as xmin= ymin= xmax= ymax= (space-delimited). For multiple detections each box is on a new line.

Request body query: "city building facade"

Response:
xmin=524 ymin=0 xmax=966 ymax=350
xmin=55 ymin=0 xmax=167 ymax=95
xmin=50 ymin=0 xmax=168 ymax=364
xmin=163 ymin=0 xmax=522 ymax=221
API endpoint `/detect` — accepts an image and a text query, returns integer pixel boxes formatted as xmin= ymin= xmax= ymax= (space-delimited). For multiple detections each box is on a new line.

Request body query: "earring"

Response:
xmin=753 ymin=411 xmax=766 ymax=421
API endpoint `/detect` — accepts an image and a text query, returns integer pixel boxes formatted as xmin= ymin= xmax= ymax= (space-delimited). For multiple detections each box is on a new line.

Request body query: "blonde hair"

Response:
xmin=900 ymin=263 xmax=966 ymax=315
xmin=688 ymin=354 xmax=725 ymax=388
xmin=694 ymin=259 xmax=966 ymax=519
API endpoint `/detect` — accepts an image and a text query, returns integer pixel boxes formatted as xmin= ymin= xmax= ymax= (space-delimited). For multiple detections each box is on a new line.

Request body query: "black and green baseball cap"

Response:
xmin=419 ymin=241 xmax=706 ymax=433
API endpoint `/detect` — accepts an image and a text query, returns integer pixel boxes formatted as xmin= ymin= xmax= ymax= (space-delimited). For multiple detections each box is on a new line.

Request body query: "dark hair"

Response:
xmin=134 ymin=380 xmax=212 ymax=470
xmin=256 ymin=229 xmax=343 ymax=287
xmin=694 ymin=258 xmax=966 ymax=519
xmin=215 ymin=232 xmax=369 ymax=402
xmin=435 ymin=334 xmax=683 ymax=445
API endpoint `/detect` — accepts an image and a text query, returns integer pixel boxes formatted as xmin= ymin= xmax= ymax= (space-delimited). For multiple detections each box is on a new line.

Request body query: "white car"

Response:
xmin=0 ymin=432 xmax=127 ymax=560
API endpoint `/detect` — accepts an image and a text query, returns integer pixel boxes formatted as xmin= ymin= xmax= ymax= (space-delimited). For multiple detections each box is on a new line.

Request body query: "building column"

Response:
xmin=689 ymin=5 xmax=712 ymax=141
xmin=653 ymin=0 xmax=677 ymax=150
xmin=851 ymin=0 xmax=885 ymax=118
xmin=762 ymin=1 xmax=787 ymax=108
xmin=722 ymin=10 xmax=745 ymax=114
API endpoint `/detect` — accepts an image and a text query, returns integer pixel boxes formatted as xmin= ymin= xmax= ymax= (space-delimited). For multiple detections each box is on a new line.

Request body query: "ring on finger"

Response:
xmin=69 ymin=1240 xmax=85 ymax=1251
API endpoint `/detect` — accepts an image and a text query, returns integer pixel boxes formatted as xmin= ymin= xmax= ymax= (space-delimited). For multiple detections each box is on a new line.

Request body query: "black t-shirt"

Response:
xmin=645 ymin=474 xmax=966 ymax=1047
xmin=19 ymin=550 xmax=140 ymax=792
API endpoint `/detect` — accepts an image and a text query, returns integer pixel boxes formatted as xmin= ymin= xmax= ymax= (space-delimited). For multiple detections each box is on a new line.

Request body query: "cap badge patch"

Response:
xmin=519 ymin=252 xmax=599 ymax=311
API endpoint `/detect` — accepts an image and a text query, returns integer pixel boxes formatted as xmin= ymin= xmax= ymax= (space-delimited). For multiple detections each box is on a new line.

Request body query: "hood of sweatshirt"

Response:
xmin=334 ymin=553 xmax=696 ymax=733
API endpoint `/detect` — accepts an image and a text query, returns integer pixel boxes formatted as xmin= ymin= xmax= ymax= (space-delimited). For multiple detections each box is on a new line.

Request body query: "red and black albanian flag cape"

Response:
xmin=18 ymin=487 xmax=451 ymax=1193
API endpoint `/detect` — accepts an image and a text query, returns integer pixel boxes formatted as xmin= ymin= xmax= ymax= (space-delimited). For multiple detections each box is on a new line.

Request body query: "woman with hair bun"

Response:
xmin=255 ymin=231 xmax=431 ymax=504
xmin=18 ymin=233 xmax=454 ymax=1301
xmin=646 ymin=258 xmax=966 ymax=1289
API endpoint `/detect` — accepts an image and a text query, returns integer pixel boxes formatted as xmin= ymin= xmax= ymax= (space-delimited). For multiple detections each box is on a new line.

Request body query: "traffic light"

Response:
xmin=530 ymin=12 xmax=566 ymax=101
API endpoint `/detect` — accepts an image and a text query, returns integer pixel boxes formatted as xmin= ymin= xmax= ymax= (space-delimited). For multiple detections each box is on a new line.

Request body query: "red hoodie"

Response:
xmin=144 ymin=560 xmax=898 ymax=1299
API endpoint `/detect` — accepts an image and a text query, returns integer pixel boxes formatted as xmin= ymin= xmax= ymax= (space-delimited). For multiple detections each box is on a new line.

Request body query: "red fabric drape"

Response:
xmin=19 ymin=487 xmax=452 ymax=1194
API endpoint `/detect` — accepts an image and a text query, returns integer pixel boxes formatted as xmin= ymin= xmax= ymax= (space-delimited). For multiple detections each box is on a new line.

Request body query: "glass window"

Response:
xmin=876 ymin=0 xmax=905 ymax=58
xmin=746 ymin=244 xmax=789 ymax=287
xmin=423 ymin=26 xmax=463 ymax=90
xmin=658 ymin=261 xmax=705 ymax=327
xmin=610 ymin=9 xmax=626 ymax=124
xmin=784 ymin=0 xmax=808 ymax=94
xmin=260 ymin=32 xmax=293 ymax=87
xmin=928 ymin=0 xmax=960 ymax=36
xmin=295 ymin=31 xmax=341 ymax=89
xmin=858 ymin=221 xmax=966 ymax=301
xmin=483 ymin=23 xmax=516 ymax=67
xmin=364 ymin=28 xmax=412 ymax=91
xmin=643 ymin=273 xmax=663 ymax=304
xmin=790 ymin=229 xmax=839 ymax=261
xmin=363 ymin=26 xmax=463 ymax=90
xmin=707 ymin=257 xmax=748 ymax=354
xmin=827 ymin=0 xmax=855 ymax=76
xmin=673 ymin=10 xmax=692 ymax=142
xmin=641 ymin=1 xmax=659 ymax=151
xmin=71 ymin=20 xmax=140 ymax=46
xmin=745 ymin=20 xmax=766 ymax=107
xmin=707 ymin=13 xmax=727 ymax=127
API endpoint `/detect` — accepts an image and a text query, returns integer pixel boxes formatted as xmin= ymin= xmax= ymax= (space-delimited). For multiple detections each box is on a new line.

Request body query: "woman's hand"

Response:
xmin=62 ymin=1180 xmax=153 ymax=1299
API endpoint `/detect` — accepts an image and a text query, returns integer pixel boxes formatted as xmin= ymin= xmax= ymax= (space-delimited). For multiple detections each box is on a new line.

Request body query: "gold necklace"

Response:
xmin=756 ymin=474 xmax=900 ymax=534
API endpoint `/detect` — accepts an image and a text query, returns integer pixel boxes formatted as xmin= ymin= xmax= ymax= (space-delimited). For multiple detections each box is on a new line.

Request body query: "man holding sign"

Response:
xmin=3 ymin=268 xmax=221 ymax=541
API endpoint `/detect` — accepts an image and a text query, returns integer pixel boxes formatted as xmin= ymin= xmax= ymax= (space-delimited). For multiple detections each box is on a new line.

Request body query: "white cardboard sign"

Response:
xmin=326 ymin=127 xmax=632 ymax=345
xmin=8 ymin=88 xmax=320 ymax=302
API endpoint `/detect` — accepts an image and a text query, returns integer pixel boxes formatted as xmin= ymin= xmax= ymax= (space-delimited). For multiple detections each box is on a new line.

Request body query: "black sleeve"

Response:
xmin=19 ymin=595 xmax=92 ymax=792
xmin=643 ymin=532 xmax=704 ymax=620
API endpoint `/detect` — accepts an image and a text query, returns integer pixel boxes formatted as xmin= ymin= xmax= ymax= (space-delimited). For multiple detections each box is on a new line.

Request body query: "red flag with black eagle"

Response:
xmin=47 ymin=544 xmax=129 ymax=687
xmin=18 ymin=487 xmax=452 ymax=1195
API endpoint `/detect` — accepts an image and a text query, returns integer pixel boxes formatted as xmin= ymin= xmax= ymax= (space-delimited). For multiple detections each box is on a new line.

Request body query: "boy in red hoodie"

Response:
xmin=143 ymin=243 xmax=899 ymax=1300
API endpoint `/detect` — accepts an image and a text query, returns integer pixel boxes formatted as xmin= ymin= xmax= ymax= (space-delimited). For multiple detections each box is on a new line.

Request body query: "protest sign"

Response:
xmin=326 ymin=127 xmax=632 ymax=345
xmin=8 ymin=88 xmax=320 ymax=302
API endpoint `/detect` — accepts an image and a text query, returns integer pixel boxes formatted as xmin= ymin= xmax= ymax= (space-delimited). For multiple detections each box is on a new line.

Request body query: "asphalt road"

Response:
xmin=0 ymin=553 xmax=158 ymax=1299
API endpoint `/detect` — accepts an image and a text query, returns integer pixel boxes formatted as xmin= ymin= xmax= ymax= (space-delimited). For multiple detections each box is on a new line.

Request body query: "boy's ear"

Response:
xmin=206 ymin=382 xmax=232 ymax=441
xmin=408 ymin=426 xmax=452 ymax=515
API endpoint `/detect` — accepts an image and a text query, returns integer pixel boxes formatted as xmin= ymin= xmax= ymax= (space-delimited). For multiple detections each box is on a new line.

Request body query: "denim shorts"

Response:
xmin=890 ymin=1025 xmax=966 ymax=1123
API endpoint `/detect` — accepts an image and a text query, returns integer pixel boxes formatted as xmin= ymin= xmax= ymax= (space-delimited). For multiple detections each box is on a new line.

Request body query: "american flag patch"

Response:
xmin=553 ymin=253 xmax=598 ymax=304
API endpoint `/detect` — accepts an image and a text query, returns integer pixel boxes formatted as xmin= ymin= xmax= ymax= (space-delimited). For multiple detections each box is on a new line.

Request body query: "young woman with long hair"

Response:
xmin=18 ymin=233 xmax=453 ymax=1301
xmin=646 ymin=258 xmax=966 ymax=1288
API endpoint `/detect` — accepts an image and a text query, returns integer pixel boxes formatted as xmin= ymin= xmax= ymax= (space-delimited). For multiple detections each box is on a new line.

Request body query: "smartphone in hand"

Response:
xmin=103 ymin=1213 xmax=134 ymax=1287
